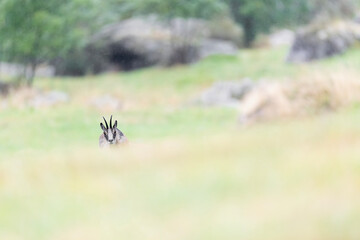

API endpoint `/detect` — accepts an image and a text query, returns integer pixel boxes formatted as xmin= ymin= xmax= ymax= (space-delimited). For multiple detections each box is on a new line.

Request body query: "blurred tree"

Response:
xmin=0 ymin=0 xmax=106 ymax=86
xmin=224 ymin=0 xmax=310 ymax=47
xmin=109 ymin=0 xmax=226 ymax=20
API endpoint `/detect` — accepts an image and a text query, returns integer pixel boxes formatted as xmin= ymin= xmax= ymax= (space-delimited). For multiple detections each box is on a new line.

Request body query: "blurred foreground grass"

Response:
xmin=1 ymin=47 xmax=360 ymax=239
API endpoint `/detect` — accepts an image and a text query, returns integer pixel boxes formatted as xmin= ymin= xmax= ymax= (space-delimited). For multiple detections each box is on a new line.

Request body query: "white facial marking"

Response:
xmin=107 ymin=129 xmax=114 ymax=143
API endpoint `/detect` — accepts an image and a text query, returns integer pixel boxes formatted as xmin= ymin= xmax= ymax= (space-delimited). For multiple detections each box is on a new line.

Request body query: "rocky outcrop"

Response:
xmin=287 ymin=21 xmax=360 ymax=63
xmin=84 ymin=16 xmax=239 ymax=73
xmin=90 ymin=17 xmax=172 ymax=70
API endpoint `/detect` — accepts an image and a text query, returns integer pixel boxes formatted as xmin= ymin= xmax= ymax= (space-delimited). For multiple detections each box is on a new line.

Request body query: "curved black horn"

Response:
xmin=103 ymin=116 xmax=109 ymax=129
xmin=110 ymin=115 xmax=113 ymax=128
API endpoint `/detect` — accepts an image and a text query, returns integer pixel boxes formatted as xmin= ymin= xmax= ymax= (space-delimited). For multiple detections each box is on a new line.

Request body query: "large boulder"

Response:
xmin=83 ymin=16 xmax=239 ymax=73
xmin=90 ymin=17 xmax=172 ymax=70
xmin=287 ymin=20 xmax=360 ymax=63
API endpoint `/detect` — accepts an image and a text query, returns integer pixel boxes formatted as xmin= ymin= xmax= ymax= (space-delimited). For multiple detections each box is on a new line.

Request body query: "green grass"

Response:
xmin=0 ymin=107 xmax=237 ymax=155
xmin=1 ymin=47 xmax=360 ymax=240
xmin=38 ymin=47 xmax=296 ymax=92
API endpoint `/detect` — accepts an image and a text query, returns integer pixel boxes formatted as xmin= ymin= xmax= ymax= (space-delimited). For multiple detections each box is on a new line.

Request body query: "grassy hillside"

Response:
xmin=1 ymin=47 xmax=360 ymax=240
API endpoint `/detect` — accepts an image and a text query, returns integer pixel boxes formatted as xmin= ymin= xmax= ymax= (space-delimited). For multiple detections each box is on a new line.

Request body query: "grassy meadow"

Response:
xmin=1 ymin=47 xmax=360 ymax=240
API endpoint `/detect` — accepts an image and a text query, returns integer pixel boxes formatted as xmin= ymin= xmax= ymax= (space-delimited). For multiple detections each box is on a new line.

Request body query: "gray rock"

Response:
xmin=287 ymin=21 xmax=360 ymax=63
xmin=90 ymin=95 xmax=123 ymax=112
xmin=268 ymin=29 xmax=294 ymax=47
xmin=196 ymin=79 xmax=254 ymax=108
xmin=29 ymin=91 xmax=69 ymax=108
xmin=91 ymin=17 xmax=171 ymax=70
xmin=169 ymin=17 xmax=209 ymax=39
xmin=87 ymin=16 xmax=239 ymax=72
xmin=199 ymin=39 xmax=238 ymax=59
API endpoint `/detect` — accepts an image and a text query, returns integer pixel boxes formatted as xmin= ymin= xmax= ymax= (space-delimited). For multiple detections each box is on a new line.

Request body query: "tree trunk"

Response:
xmin=227 ymin=0 xmax=256 ymax=48
xmin=26 ymin=61 xmax=37 ymax=87
xmin=243 ymin=16 xmax=256 ymax=48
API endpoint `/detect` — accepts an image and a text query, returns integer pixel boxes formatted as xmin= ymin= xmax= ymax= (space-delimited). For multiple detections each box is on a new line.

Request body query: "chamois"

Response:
xmin=99 ymin=115 xmax=127 ymax=147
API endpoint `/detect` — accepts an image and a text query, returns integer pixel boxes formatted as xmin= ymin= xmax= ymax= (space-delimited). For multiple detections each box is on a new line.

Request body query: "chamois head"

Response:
xmin=100 ymin=115 xmax=118 ymax=144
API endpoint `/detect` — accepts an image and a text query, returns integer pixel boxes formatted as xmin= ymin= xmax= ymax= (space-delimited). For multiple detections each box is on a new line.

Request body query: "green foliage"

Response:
xmin=225 ymin=0 xmax=311 ymax=47
xmin=110 ymin=0 xmax=227 ymax=20
xmin=0 ymin=0 xmax=105 ymax=85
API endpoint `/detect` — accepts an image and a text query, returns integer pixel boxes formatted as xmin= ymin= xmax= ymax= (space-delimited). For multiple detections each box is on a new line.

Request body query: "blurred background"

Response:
xmin=1 ymin=0 xmax=360 ymax=239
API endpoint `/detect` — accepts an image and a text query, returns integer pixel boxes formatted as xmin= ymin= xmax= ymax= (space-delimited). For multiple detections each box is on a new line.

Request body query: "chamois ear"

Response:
xmin=100 ymin=123 xmax=107 ymax=131
xmin=113 ymin=120 xmax=117 ymax=129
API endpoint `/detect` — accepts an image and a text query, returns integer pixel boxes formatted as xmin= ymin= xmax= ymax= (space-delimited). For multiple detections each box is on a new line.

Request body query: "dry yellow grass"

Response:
xmin=1 ymin=112 xmax=360 ymax=240
xmin=2 ymin=47 xmax=360 ymax=240
xmin=240 ymin=68 xmax=360 ymax=122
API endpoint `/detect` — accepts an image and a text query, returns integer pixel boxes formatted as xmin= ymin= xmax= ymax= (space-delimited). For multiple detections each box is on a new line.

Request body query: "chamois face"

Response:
xmin=100 ymin=116 xmax=118 ymax=144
